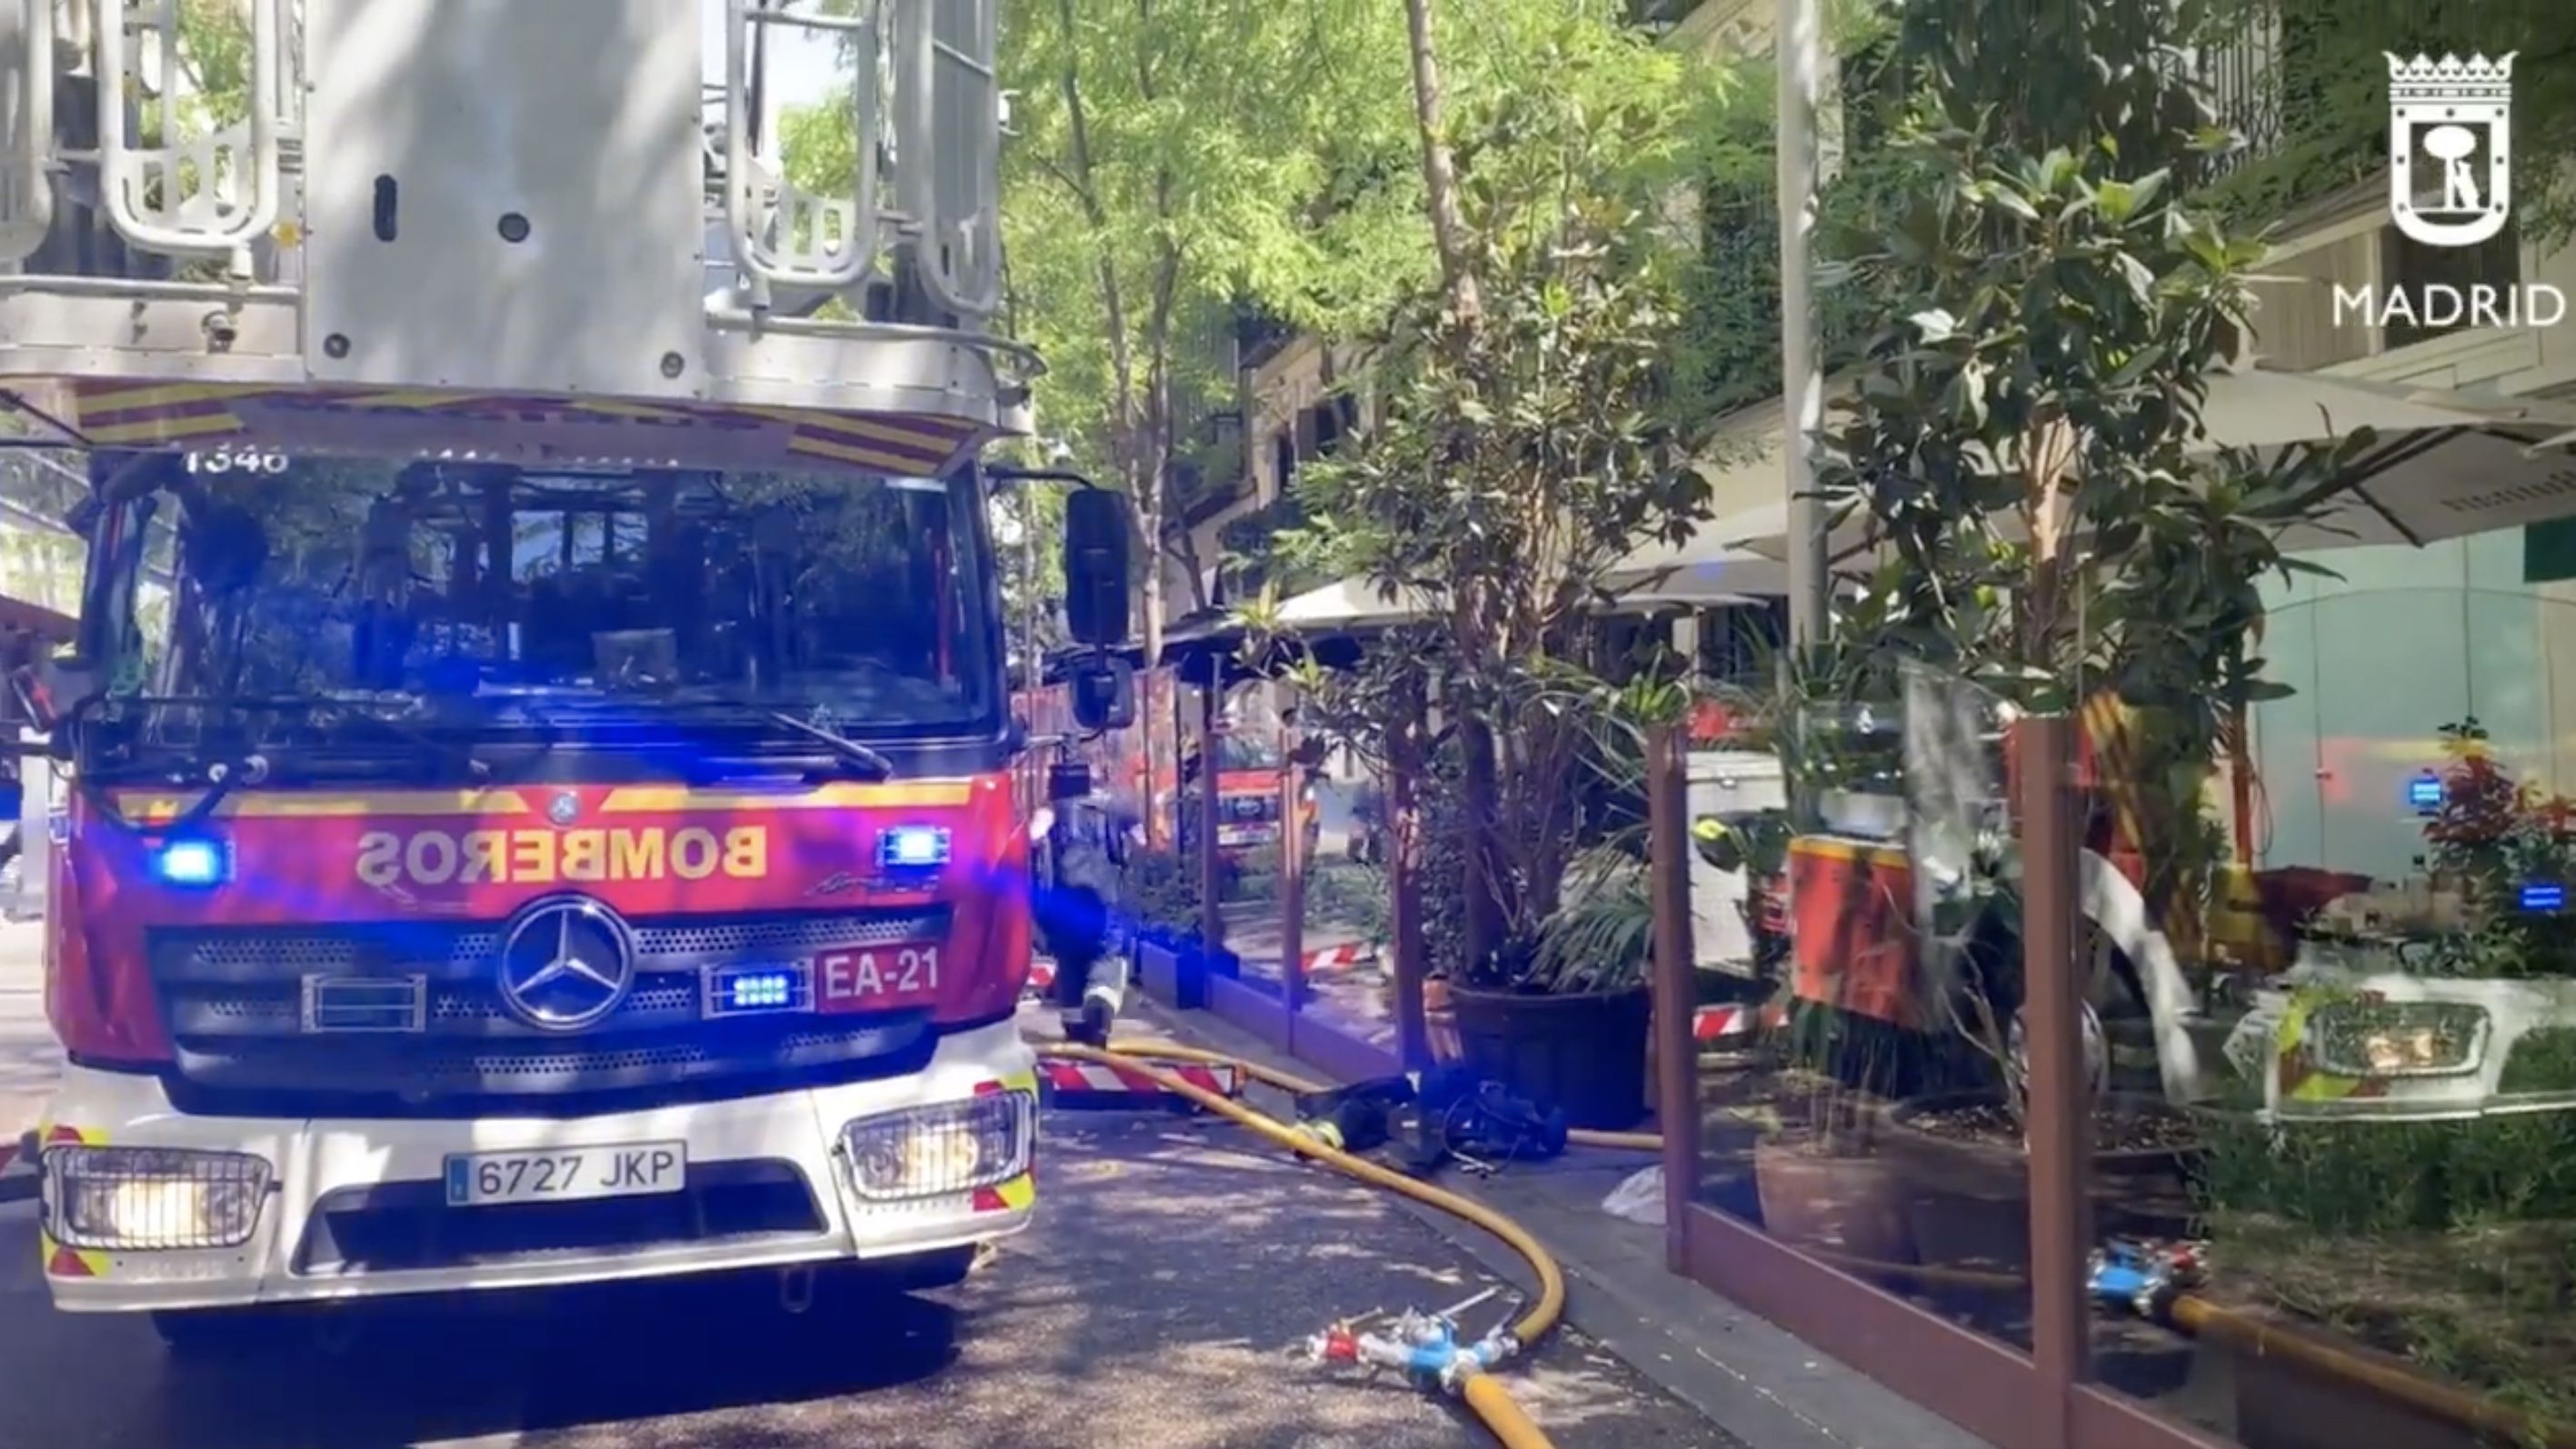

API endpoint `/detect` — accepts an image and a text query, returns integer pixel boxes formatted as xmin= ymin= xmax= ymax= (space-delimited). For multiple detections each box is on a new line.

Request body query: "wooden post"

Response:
xmin=1646 ymin=721 xmax=1700 ymax=1272
xmin=1197 ymin=656 xmax=1226 ymax=954
xmin=2021 ymin=713 xmax=2091 ymax=1449
xmin=1279 ymin=714 xmax=1308 ymax=1015
xmin=1387 ymin=694 xmax=1432 ymax=1070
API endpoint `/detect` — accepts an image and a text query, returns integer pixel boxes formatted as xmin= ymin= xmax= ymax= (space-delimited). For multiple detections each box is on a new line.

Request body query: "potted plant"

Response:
xmin=1747 ymin=1003 xmax=1919 ymax=1264
xmin=1875 ymin=844 xmax=2202 ymax=1277
xmin=1448 ymin=842 xmax=1656 ymax=1130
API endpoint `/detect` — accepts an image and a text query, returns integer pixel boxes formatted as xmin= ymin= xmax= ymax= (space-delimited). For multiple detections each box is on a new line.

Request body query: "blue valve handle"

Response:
xmin=1313 ymin=1302 xmax=1523 ymax=1392
xmin=2085 ymin=1238 xmax=2204 ymax=1321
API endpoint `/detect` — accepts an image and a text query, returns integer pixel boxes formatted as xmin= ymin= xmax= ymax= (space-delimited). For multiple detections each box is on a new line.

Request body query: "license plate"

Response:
xmin=814 ymin=943 xmax=944 ymax=1014
xmin=444 ymin=1143 xmax=685 ymax=1207
xmin=1218 ymin=825 xmax=1273 ymax=845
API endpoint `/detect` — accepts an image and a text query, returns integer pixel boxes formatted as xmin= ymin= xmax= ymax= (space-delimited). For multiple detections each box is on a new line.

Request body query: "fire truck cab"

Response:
xmin=0 ymin=0 xmax=1132 ymax=1344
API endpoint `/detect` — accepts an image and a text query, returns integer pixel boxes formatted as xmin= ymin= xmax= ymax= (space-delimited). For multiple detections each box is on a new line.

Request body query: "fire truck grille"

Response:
xmin=145 ymin=909 xmax=953 ymax=1107
xmin=294 ymin=1160 xmax=827 ymax=1275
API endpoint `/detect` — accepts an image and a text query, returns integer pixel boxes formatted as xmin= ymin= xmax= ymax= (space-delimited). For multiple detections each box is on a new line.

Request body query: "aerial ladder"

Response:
xmin=0 ymin=0 xmax=1155 ymax=1339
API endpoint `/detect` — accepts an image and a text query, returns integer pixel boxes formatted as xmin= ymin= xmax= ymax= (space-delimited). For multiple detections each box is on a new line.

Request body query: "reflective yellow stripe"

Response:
xmin=85 ymin=414 xmax=245 ymax=445
xmin=114 ymin=789 xmax=534 ymax=820
xmin=598 ymin=782 xmax=973 ymax=813
xmin=993 ymin=1174 xmax=1035 ymax=1211
xmin=77 ymin=382 xmax=263 ymax=412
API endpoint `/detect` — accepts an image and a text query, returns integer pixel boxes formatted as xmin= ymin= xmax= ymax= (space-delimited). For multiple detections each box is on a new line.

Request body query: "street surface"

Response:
xmin=0 ymin=1110 xmax=1726 ymax=1449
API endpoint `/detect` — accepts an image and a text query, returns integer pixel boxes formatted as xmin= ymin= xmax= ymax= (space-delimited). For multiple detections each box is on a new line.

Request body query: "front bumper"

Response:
xmin=33 ymin=1019 xmax=1036 ymax=1314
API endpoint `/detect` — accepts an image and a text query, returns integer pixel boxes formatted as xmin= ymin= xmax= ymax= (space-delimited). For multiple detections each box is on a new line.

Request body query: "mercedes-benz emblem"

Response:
xmin=547 ymin=791 xmax=581 ymax=826
xmin=494 ymin=894 xmax=636 ymax=1033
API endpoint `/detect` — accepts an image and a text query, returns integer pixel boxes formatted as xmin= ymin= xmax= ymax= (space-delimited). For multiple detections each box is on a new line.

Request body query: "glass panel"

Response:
xmin=1203 ymin=682 xmax=1287 ymax=1002
xmin=1693 ymin=664 xmax=2039 ymax=1345
xmin=1296 ymin=721 xmax=1396 ymax=1051
xmin=2105 ymin=552 xmax=2576 ymax=1449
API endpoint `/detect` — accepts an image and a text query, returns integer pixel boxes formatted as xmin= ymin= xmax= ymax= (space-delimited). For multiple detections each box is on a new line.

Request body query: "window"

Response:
xmin=95 ymin=460 xmax=996 ymax=756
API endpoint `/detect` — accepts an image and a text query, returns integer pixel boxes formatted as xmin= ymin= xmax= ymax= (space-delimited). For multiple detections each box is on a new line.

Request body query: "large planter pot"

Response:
xmin=1880 ymin=1090 xmax=2201 ymax=1276
xmin=1752 ymin=1137 xmax=1916 ymax=1264
xmin=1448 ymin=983 xmax=1652 ymax=1130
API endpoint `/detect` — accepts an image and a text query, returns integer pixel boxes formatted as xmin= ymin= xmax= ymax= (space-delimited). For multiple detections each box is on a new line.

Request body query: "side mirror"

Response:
xmin=1068 ymin=655 xmax=1136 ymax=732
xmin=1063 ymin=489 xmax=1132 ymax=647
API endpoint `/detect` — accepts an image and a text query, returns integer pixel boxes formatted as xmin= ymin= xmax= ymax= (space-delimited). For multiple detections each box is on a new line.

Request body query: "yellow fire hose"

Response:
xmin=1040 ymin=1041 xmax=1563 ymax=1449
xmin=1075 ymin=1042 xmax=2574 ymax=1449
xmin=1792 ymin=1248 xmax=2576 ymax=1449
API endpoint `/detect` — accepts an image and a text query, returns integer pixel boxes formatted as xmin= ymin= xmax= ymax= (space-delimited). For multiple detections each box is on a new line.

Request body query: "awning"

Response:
xmin=1610 ymin=365 xmax=2576 ymax=593
xmin=1272 ymin=567 xmax=1760 ymax=634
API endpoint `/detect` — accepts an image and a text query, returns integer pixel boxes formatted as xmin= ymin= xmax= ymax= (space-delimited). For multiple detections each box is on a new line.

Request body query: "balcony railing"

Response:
xmin=2200 ymin=0 xmax=2288 ymax=181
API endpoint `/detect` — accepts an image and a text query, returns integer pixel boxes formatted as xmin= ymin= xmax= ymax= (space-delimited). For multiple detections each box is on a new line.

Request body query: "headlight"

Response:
xmin=842 ymin=1092 xmax=1034 ymax=1202
xmin=2310 ymin=1001 xmax=2489 ymax=1077
xmin=45 ymin=1146 xmax=271 ymax=1251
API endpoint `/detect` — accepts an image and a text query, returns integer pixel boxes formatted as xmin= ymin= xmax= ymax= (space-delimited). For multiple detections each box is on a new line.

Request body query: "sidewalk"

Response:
xmin=0 ymin=918 xmax=57 ymax=1194
xmin=1124 ymin=997 xmax=2000 ymax=1449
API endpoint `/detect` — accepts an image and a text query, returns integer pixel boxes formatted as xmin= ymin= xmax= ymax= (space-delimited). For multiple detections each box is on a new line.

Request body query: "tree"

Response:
xmin=991 ymin=0 xmax=1416 ymax=842
xmin=1262 ymin=8 xmax=1719 ymax=975
xmin=1809 ymin=14 xmax=2372 ymax=1109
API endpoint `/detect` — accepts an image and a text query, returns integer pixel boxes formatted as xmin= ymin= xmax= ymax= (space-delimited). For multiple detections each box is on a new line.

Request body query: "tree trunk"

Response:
xmin=1053 ymin=0 xmax=1166 ymax=847
xmin=1401 ymin=0 xmax=1479 ymax=327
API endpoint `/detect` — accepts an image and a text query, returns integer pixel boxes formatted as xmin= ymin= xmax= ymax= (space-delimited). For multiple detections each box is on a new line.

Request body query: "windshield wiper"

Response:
xmin=311 ymin=703 xmax=494 ymax=784
xmin=634 ymin=696 xmax=896 ymax=780
xmin=757 ymin=707 xmax=896 ymax=779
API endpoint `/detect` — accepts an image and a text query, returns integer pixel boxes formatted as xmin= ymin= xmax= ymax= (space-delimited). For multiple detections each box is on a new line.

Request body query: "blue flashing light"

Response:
xmin=151 ymin=837 xmax=227 ymax=888
xmin=2521 ymin=882 xmax=2567 ymax=914
xmin=879 ymin=825 xmax=952 ymax=870
xmin=2407 ymin=774 xmax=2445 ymax=814
xmin=722 ymin=970 xmax=796 ymax=1011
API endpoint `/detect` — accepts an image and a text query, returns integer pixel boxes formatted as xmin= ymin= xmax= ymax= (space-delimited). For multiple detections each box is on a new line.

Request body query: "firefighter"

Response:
xmin=1034 ymin=749 xmax=1131 ymax=1046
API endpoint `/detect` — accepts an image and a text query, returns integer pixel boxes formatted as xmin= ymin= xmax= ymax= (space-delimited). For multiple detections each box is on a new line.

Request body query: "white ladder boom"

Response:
xmin=0 ymin=0 xmax=53 ymax=263
xmin=94 ymin=0 xmax=287 ymax=261
xmin=724 ymin=0 xmax=884 ymax=295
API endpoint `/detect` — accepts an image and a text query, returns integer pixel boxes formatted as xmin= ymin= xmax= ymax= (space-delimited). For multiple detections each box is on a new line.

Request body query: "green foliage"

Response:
xmin=2408 ymin=718 xmax=2576 ymax=979
xmin=1669 ymin=5 xmax=1910 ymax=417
xmin=1812 ymin=123 xmax=2368 ymax=712
xmin=1119 ymin=846 xmax=1203 ymax=943
xmin=2201 ymin=1108 xmax=2576 ymax=1236
xmin=2194 ymin=0 xmax=2576 ymax=248
xmin=1529 ymin=844 xmax=1655 ymax=994
xmin=1252 ymin=18 xmax=1717 ymax=979
xmin=1305 ymin=859 xmax=1393 ymax=945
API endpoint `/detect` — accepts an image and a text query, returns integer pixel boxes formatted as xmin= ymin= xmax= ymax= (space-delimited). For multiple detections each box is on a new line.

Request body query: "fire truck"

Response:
xmin=0 ymin=0 xmax=1136 ymax=1346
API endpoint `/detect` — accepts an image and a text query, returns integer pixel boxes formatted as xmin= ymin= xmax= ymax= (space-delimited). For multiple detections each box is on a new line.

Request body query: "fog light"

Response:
xmin=45 ymin=1146 xmax=271 ymax=1250
xmin=842 ymin=1092 xmax=1033 ymax=1201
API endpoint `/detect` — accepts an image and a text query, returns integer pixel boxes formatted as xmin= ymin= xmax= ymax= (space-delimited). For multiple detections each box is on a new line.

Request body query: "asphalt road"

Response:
xmin=0 ymin=1111 xmax=1727 ymax=1449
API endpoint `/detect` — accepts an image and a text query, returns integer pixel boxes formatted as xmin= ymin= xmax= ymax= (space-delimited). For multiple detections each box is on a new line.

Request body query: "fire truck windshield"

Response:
xmin=80 ymin=457 xmax=997 ymax=766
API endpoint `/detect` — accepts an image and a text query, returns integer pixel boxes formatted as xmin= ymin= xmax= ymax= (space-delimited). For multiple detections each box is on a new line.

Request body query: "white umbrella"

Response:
xmin=1614 ymin=366 xmax=2576 ymax=590
xmin=1273 ymin=567 xmax=1758 ymax=634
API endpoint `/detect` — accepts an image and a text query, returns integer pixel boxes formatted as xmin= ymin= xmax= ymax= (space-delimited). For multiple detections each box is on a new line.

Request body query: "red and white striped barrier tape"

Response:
xmin=1039 ymin=1057 xmax=1243 ymax=1105
xmin=1693 ymin=1002 xmax=1782 ymax=1044
xmin=1298 ymin=942 xmax=1375 ymax=977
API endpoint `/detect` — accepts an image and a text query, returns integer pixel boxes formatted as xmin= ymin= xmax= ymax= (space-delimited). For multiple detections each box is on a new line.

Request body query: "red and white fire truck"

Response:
xmin=0 ymin=0 xmax=1133 ymax=1346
